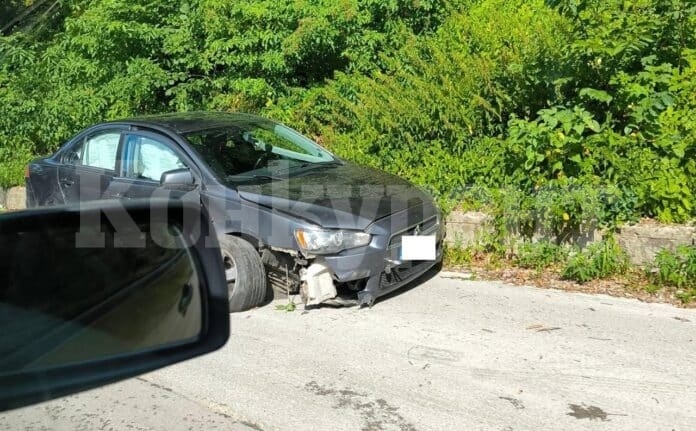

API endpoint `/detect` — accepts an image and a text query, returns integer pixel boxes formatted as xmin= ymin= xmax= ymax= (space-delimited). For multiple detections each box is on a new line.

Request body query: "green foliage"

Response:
xmin=1 ymin=0 xmax=695 ymax=230
xmin=562 ymin=236 xmax=629 ymax=282
xmin=296 ymin=0 xmax=569 ymax=197
xmin=455 ymin=180 xmax=604 ymax=254
xmin=0 ymin=0 xmax=462 ymax=185
xmin=506 ymin=106 xmax=602 ymax=185
xmin=443 ymin=244 xmax=473 ymax=267
xmin=294 ymin=0 xmax=696 ymax=227
xmin=647 ymin=245 xmax=696 ymax=302
xmin=515 ymin=241 xmax=569 ymax=271
xmin=275 ymin=301 xmax=297 ymax=312
xmin=1 ymin=1 xmax=27 ymax=30
xmin=0 ymin=141 xmax=34 ymax=188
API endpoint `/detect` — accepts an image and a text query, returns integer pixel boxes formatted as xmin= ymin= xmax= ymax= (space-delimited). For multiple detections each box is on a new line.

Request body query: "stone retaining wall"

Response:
xmin=616 ymin=223 xmax=696 ymax=266
xmin=0 ymin=186 xmax=26 ymax=211
xmin=445 ymin=210 xmax=695 ymax=266
xmin=443 ymin=211 xmax=493 ymax=246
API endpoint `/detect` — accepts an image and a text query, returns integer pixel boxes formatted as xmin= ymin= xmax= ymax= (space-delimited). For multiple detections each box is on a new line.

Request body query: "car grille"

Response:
xmin=388 ymin=216 xmax=438 ymax=249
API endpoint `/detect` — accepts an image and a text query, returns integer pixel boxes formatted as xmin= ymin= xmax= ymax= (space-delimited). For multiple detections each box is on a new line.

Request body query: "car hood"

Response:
xmin=236 ymin=162 xmax=434 ymax=230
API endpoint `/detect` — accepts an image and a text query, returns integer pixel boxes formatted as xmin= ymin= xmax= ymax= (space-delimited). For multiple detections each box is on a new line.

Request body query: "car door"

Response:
xmin=110 ymin=131 xmax=197 ymax=201
xmin=57 ymin=129 xmax=124 ymax=204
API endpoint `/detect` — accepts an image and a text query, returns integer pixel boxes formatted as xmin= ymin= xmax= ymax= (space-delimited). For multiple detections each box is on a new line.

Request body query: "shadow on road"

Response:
xmin=374 ymin=263 xmax=442 ymax=305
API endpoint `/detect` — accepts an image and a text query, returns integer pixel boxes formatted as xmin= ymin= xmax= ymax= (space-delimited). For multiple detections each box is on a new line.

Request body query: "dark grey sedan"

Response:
xmin=26 ymin=112 xmax=443 ymax=311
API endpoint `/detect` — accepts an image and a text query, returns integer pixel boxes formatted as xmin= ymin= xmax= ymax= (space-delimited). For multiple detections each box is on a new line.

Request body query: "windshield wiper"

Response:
xmin=293 ymin=160 xmax=344 ymax=171
xmin=272 ymin=159 xmax=344 ymax=175
xmin=316 ymin=159 xmax=344 ymax=166
xmin=226 ymin=174 xmax=283 ymax=183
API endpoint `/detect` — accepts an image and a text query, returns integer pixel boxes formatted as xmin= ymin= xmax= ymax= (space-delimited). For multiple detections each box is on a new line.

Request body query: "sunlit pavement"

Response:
xmin=3 ymin=272 xmax=696 ymax=431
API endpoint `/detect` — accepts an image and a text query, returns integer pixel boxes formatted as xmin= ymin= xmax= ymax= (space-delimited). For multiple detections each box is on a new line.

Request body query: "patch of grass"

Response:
xmin=676 ymin=290 xmax=696 ymax=303
xmin=483 ymin=252 xmax=505 ymax=270
xmin=275 ymin=301 xmax=296 ymax=312
xmin=514 ymin=240 xmax=569 ymax=271
xmin=444 ymin=244 xmax=473 ymax=267
xmin=562 ymin=236 xmax=629 ymax=283
xmin=644 ymin=284 xmax=661 ymax=294
xmin=647 ymin=246 xmax=696 ymax=303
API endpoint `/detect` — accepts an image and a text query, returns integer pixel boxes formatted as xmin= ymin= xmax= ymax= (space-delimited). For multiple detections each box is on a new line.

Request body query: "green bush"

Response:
xmin=648 ymin=245 xmax=696 ymax=302
xmin=452 ymin=180 xmax=604 ymax=255
xmin=294 ymin=0 xmax=696 ymax=226
xmin=1 ymin=0 xmax=695 ymax=229
xmin=0 ymin=139 xmax=34 ymax=188
xmin=0 ymin=0 xmax=463 ymax=186
xmin=515 ymin=241 xmax=569 ymax=271
xmin=296 ymin=0 xmax=570 ymax=196
xmin=443 ymin=244 xmax=473 ymax=267
xmin=562 ymin=236 xmax=629 ymax=283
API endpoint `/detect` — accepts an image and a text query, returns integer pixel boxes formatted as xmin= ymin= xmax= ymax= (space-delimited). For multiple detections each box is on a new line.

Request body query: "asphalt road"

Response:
xmin=3 ymin=272 xmax=696 ymax=431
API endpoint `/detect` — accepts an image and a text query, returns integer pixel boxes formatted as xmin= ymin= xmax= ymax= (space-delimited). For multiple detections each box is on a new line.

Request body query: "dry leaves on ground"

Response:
xmin=446 ymin=256 xmax=694 ymax=308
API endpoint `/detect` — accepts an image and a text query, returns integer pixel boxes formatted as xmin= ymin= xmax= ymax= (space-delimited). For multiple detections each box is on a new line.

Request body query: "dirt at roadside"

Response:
xmin=445 ymin=258 xmax=696 ymax=309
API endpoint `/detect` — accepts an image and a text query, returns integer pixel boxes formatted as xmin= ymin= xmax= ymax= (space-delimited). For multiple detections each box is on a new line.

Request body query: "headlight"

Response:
xmin=294 ymin=228 xmax=371 ymax=254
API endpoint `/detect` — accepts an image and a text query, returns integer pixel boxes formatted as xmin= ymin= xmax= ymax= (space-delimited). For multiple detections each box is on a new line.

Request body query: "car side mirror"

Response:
xmin=160 ymin=168 xmax=194 ymax=190
xmin=0 ymin=199 xmax=229 ymax=412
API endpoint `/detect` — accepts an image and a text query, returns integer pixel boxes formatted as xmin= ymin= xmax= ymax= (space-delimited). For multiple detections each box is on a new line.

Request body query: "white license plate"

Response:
xmin=400 ymin=235 xmax=436 ymax=261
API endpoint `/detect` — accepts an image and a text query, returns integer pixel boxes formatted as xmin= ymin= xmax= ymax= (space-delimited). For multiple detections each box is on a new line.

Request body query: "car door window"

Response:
xmin=125 ymin=135 xmax=186 ymax=182
xmin=68 ymin=132 xmax=121 ymax=171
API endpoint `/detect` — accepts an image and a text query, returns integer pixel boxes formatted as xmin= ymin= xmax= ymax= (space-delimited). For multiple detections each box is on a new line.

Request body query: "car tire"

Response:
xmin=219 ymin=235 xmax=267 ymax=312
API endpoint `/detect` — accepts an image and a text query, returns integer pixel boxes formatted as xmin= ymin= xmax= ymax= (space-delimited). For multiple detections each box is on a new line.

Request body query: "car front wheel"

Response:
xmin=219 ymin=235 xmax=267 ymax=312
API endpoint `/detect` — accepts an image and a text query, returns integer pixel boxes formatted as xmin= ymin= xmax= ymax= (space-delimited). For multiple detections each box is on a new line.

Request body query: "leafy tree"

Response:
xmin=1 ymin=0 xmax=695 ymax=227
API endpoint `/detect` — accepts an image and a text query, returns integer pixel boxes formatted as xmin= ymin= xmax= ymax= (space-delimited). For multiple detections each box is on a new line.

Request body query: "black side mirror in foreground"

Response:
xmin=0 ymin=199 xmax=229 ymax=411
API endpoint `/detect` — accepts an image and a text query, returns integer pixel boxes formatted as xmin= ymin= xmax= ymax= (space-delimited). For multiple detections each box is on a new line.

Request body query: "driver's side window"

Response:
xmin=123 ymin=135 xmax=186 ymax=182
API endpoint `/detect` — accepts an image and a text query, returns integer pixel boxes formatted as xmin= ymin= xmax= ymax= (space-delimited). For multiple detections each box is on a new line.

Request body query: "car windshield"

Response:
xmin=184 ymin=119 xmax=338 ymax=183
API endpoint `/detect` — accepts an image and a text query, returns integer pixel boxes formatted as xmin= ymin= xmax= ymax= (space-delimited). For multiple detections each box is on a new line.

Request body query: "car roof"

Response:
xmin=112 ymin=111 xmax=271 ymax=135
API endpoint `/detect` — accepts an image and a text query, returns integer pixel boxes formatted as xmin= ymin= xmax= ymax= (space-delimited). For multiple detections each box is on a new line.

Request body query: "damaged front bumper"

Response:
xmin=302 ymin=215 xmax=444 ymax=307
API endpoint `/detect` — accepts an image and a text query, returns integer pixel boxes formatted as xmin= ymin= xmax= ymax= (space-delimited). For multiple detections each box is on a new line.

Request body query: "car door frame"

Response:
xmin=54 ymin=125 xmax=129 ymax=204
xmin=110 ymin=128 xmax=203 ymax=201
